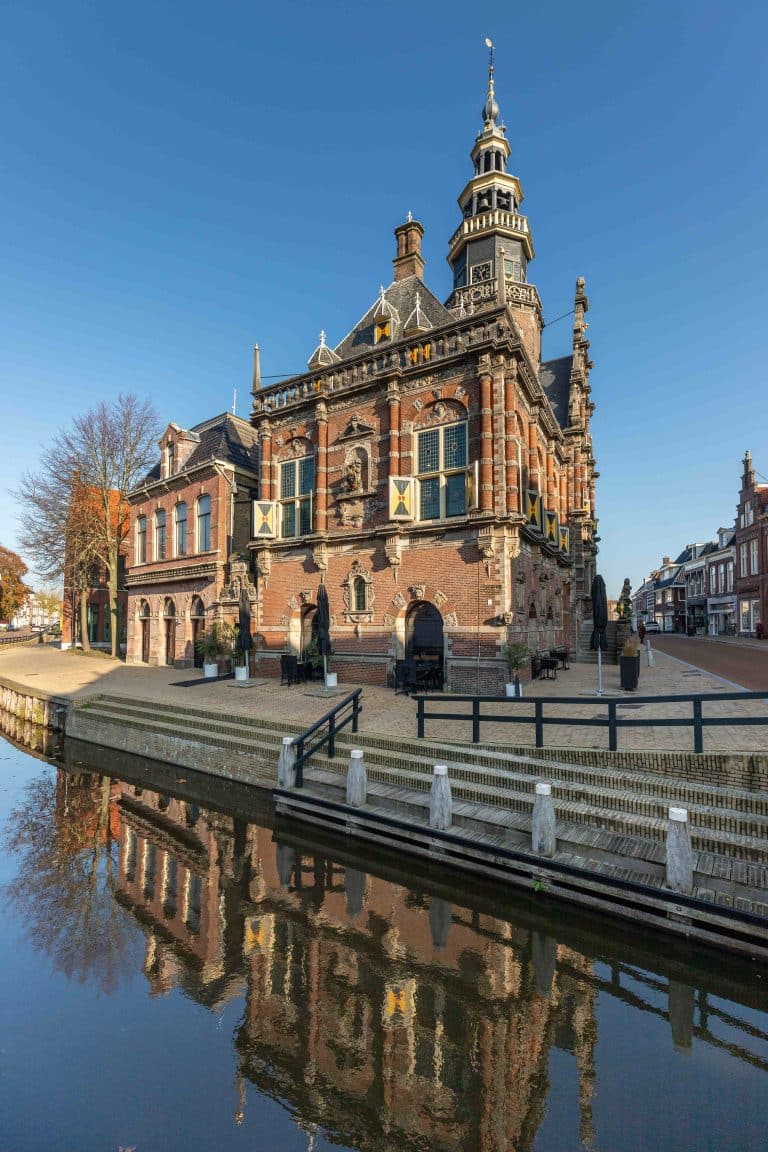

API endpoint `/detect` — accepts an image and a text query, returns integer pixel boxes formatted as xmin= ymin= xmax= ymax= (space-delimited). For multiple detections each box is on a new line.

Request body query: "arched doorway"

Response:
xmin=163 ymin=599 xmax=177 ymax=667
xmin=139 ymin=600 xmax=151 ymax=664
xmin=405 ymin=602 xmax=444 ymax=686
xmin=190 ymin=596 xmax=206 ymax=668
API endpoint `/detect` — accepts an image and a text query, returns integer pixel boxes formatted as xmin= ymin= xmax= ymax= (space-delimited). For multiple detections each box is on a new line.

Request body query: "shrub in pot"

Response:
xmin=503 ymin=641 xmax=530 ymax=697
xmin=196 ymin=623 xmax=233 ymax=677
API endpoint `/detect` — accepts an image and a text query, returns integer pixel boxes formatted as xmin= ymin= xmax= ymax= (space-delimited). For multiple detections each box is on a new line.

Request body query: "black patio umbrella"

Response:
xmin=589 ymin=574 xmax=608 ymax=652
xmin=590 ymin=573 xmax=608 ymax=695
xmin=316 ymin=581 xmax=332 ymax=682
xmin=236 ymin=585 xmax=253 ymax=667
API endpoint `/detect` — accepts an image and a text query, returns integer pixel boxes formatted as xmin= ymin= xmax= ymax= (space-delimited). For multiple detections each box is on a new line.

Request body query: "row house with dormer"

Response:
xmin=125 ymin=413 xmax=259 ymax=666
xmin=735 ymin=450 xmax=768 ymax=635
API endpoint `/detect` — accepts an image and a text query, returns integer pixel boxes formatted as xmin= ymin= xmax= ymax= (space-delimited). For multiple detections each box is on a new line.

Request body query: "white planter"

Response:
xmin=203 ymin=662 xmax=219 ymax=678
xmin=325 ymin=672 xmax=338 ymax=688
xmin=234 ymin=665 xmax=249 ymax=681
xmin=506 ymin=681 xmax=523 ymax=698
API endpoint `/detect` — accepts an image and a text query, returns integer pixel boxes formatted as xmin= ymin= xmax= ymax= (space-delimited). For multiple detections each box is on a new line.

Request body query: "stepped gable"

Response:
xmin=333 ymin=275 xmax=453 ymax=361
xmin=539 ymin=355 xmax=573 ymax=430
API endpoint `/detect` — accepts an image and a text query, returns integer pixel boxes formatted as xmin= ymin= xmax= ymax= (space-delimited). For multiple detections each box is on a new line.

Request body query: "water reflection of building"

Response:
xmin=235 ymin=829 xmax=598 ymax=1151
xmin=114 ymin=780 xmax=250 ymax=1007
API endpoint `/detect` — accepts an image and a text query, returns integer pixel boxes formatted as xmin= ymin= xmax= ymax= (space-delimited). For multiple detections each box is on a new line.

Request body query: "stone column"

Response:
xmin=504 ymin=361 xmax=520 ymax=514
xmin=259 ymin=422 xmax=272 ymax=501
xmin=387 ymin=383 xmax=400 ymax=481
xmin=315 ymin=399 xmax=328 ymax=533
xmin=532 ymin=782 xmax=556 ymax=857
xmin=666 ymin=807 xmax=693 ymax=894
xmin=480 ymin=368 xmax=493 ymax=511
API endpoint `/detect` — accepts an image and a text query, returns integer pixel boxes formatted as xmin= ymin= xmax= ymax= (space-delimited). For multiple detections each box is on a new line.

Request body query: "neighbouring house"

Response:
xmin=734 ymin=450 xmax=767 ymax=636
xmin=125 ymin=413 xmax=260 ymax=666
xmin=706 ymin=527 xmax=736 ymax=636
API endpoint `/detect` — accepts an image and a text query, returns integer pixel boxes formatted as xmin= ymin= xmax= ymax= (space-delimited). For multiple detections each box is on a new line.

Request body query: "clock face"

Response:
xmin=471 ymin=261 xmax=492 ymax=283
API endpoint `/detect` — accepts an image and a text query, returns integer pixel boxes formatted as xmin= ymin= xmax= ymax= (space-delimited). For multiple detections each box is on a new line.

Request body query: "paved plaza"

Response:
xmin=1 ymin=639 xmax=767 ymax=755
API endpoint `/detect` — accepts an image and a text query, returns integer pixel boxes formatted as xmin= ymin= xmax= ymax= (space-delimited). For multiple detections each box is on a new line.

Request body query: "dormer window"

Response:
xmin=375 ymin=319 xmax=391 ymax=343
xmin=165 ymin=442 xmax=176 ymax=477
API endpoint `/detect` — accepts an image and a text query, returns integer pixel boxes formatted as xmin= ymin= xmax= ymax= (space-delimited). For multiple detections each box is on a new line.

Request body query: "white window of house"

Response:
xmin=136 ymin=515 xmax=147 ymax=564
xmin=727 ymin=561 xmax=734 ymax=591
xmin=750 ymin=537 xmax=759 ymax=574
xmin=155 ymin=509 xmax=166 ymax=560
xmin=280 ymin=456 xmax=315 ymax=538
xmin=175 ymin=502 xmax=187 ymax=557
xmin=740 ymin=543 xmax=749 ymax=577
xmin=417 ymin=421 xmax=468 ymax=521
xmin=197 ymin=495 xmax=211 ymax=552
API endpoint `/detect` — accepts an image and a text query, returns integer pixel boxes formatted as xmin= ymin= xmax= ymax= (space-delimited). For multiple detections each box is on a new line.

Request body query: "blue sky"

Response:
xmin=2 ymin=0 xmax=767 ymax=598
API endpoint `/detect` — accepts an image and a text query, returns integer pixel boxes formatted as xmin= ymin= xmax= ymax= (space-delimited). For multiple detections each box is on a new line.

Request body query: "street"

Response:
xmin=651 ymin=635 xmax=768 ymax=691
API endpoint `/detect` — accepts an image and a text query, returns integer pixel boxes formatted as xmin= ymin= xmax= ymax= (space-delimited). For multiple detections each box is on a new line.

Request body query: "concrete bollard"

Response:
xmin=277 ymin=736 xmax=296 ymax=788
xmin=666 ymin=806 xmax=693 ymax=894
xmin=532 ymin=782 xmax=556 ymax=857
xmin=346 ymin=749 xmax=367 ymax=807
xmin=430 ymin=764 xmax=452 ymax=830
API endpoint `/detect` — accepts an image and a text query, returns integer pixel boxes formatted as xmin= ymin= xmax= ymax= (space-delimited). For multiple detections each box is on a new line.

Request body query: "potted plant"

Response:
xmin=503 ymin=641 xmax=530 ymax=697
xmin=196 ymin=623 xmax=231 ymax=678
xmin=620 ymin=636 xmax=641 ymax=691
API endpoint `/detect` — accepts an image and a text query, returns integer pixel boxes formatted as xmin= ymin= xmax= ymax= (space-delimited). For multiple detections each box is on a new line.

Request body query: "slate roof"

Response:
xmin=139 ymin=413 xmax=259 ymax=487
xmin=539 ymin=355 xmax=573 ymax=431
xmin=333 ymin=275 xmax=454 ymax=361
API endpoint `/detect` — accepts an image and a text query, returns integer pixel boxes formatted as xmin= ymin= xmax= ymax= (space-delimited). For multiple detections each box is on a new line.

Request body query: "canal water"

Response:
xmin=1 ymin=727 xmax=767 ymax=1152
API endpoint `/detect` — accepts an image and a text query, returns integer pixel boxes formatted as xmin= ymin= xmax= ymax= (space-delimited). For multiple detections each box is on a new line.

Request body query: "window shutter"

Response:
xmin=466 ymin=460 xmax=479 ymax=510
xmin=389 ymin=477 xmax=415 ymax=521
xmin=252 ymin=500 xmax=277 ymax=538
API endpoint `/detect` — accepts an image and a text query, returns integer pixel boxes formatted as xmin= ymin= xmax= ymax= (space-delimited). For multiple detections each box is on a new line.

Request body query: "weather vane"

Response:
xmin=485 ymin=37 xmax=495 ymax=71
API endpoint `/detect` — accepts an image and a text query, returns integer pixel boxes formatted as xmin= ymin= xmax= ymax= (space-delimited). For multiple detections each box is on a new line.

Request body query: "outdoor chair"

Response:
xmin=394 ymin=659 xmax=418 ymax=695
xmin=551 ymin=646 xmax=570 ymax=670
xmin=538 ymin=652 xmax=558 ymax=680
xmin=280 ymin=654 xmax=299 ymax=686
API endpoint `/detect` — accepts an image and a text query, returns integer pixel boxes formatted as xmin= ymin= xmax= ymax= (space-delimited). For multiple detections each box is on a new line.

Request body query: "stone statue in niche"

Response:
xmin=345 ymin=457 xmax=362 ymax=492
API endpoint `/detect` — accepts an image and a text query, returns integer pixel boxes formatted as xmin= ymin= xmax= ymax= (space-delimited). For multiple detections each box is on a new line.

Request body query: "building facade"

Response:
xmin=125 ymin=414 xmax=260 ymax=666
xmin=246 ymin=60 xmax=599 ymax=691
xmin=705 ymin=527 xmax=736 ymax=636
xmin=734 ymin=450 xmax=767 ymax=636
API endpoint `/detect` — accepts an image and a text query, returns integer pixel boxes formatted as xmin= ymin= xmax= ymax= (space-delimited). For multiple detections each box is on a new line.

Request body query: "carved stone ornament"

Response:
xmin=410 ymin=584 xmax=426 ymax=600
xmin=433 ymin=589 xmax=447 ymax=607
xmin=313 ymin=543 xmax=329 ymax=572
xmin=384 ymin=535 xmax=402 ymax=575
xmin=497 ymin=611 xmax=514 ymax=626
xmin=515 ymin=570 xmax=527 ymax=584
xmin=255 ymin=549 xmax=272 ymax=581
xmin=278 ymin=615 xmax=289 ymax=627
xmin=288 ymin=596 xmax=299 ymax=611
xmin=341 ymin=563 xmax=375 ymax=623
xmin=339 ymin=414 xmax=375 ymax=440
xmin=300 ymin=589 xmax=313 ymax=605
xmin=443 ymin=612 xmax=458 ymax=628
xmin=393 ymin=590 xmax=407 ymax=610
xmin=383 ymin=612 xmax=395 ymax=628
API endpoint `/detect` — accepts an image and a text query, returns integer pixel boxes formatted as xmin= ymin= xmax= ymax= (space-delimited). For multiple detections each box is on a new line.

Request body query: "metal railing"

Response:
xmin=415 ymin=690 xmax=768 ymax=753
xmin=293 ymin=688 xmax=363 ymax=786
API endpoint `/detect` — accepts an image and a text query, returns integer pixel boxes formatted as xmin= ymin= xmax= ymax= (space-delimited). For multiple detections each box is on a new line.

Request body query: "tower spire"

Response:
xmin=483 ymin=38 xmax=499 ymax=127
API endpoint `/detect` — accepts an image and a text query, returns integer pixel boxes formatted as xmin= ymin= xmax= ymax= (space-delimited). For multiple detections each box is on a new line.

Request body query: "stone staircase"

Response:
xmin=70 ymin=692 xmax=768 ymax=916
xmin=577 ymin=619 xmax=619 ymax=663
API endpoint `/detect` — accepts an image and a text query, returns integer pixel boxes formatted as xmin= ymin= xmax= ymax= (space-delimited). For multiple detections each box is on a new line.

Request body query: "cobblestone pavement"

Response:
xmin=2 ymin=641 xmax=767 ymax=755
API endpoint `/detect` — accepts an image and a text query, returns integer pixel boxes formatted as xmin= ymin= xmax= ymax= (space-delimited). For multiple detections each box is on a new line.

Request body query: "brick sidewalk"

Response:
xmin=1 ymin=641 xmax=766 ymax=753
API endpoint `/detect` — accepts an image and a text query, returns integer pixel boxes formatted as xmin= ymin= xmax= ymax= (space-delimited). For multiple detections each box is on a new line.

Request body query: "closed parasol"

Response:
xmin=590 ymin=574 xmax=608 ymax=695
xmin=316 ymin=581 xmax=332 ymax=684
xmin=236 ymin=585 xmax=253 ymax=668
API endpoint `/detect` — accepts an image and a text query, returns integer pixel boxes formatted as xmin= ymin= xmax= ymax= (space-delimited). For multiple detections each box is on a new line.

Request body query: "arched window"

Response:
xmin=353 ymin=576 xmax=367 ymax=612
xmin=417 ymin=420 xmax=468 ymax=521
xmin=175 ymin=502 xmax=187 ymax=556
xmin=197 ymin=495 xmax=211 ymax=552
xmin=155 ymin=509 xmax=166 ymax=560
xmin=136 ymin=515 xmax=147 ymax=564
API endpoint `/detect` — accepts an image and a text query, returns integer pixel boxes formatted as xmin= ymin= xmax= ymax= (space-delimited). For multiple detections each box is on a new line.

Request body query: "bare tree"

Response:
xmin=15 ymin=394 xmax=160 ymax=656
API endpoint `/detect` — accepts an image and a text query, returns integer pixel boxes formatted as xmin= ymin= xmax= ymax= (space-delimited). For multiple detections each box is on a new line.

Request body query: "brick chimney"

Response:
xmin=393 ymin=216 xmax=425 ymax=281
xmin=662 ymin=556 xmax=670 ymax=566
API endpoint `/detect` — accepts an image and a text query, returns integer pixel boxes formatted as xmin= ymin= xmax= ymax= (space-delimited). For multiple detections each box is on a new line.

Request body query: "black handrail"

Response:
xmin=415 ymin=690 xmax=768 ymax=753
xmin=292 ymin=688 xmax=363 ymax=786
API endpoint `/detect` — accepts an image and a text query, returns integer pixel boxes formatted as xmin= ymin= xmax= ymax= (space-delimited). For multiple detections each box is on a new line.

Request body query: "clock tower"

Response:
xmin=446 ymin=45 xmax=543 ymax=363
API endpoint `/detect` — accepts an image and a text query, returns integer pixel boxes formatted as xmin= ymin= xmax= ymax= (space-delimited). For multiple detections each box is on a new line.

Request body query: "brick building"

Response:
xmin=125 ymin=413 xmax=259 ymax=666
xmin=247 ymin=56 xmax=599 ymax=691
xmin=706 ymin=527 xmax=736 ymax=636
xmin=735 ymin=449 xmax=767 ymax=635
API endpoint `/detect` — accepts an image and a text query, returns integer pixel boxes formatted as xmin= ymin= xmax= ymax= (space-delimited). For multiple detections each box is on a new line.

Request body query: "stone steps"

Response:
xmin=76 ymin=693 xmax=768 ymax=865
